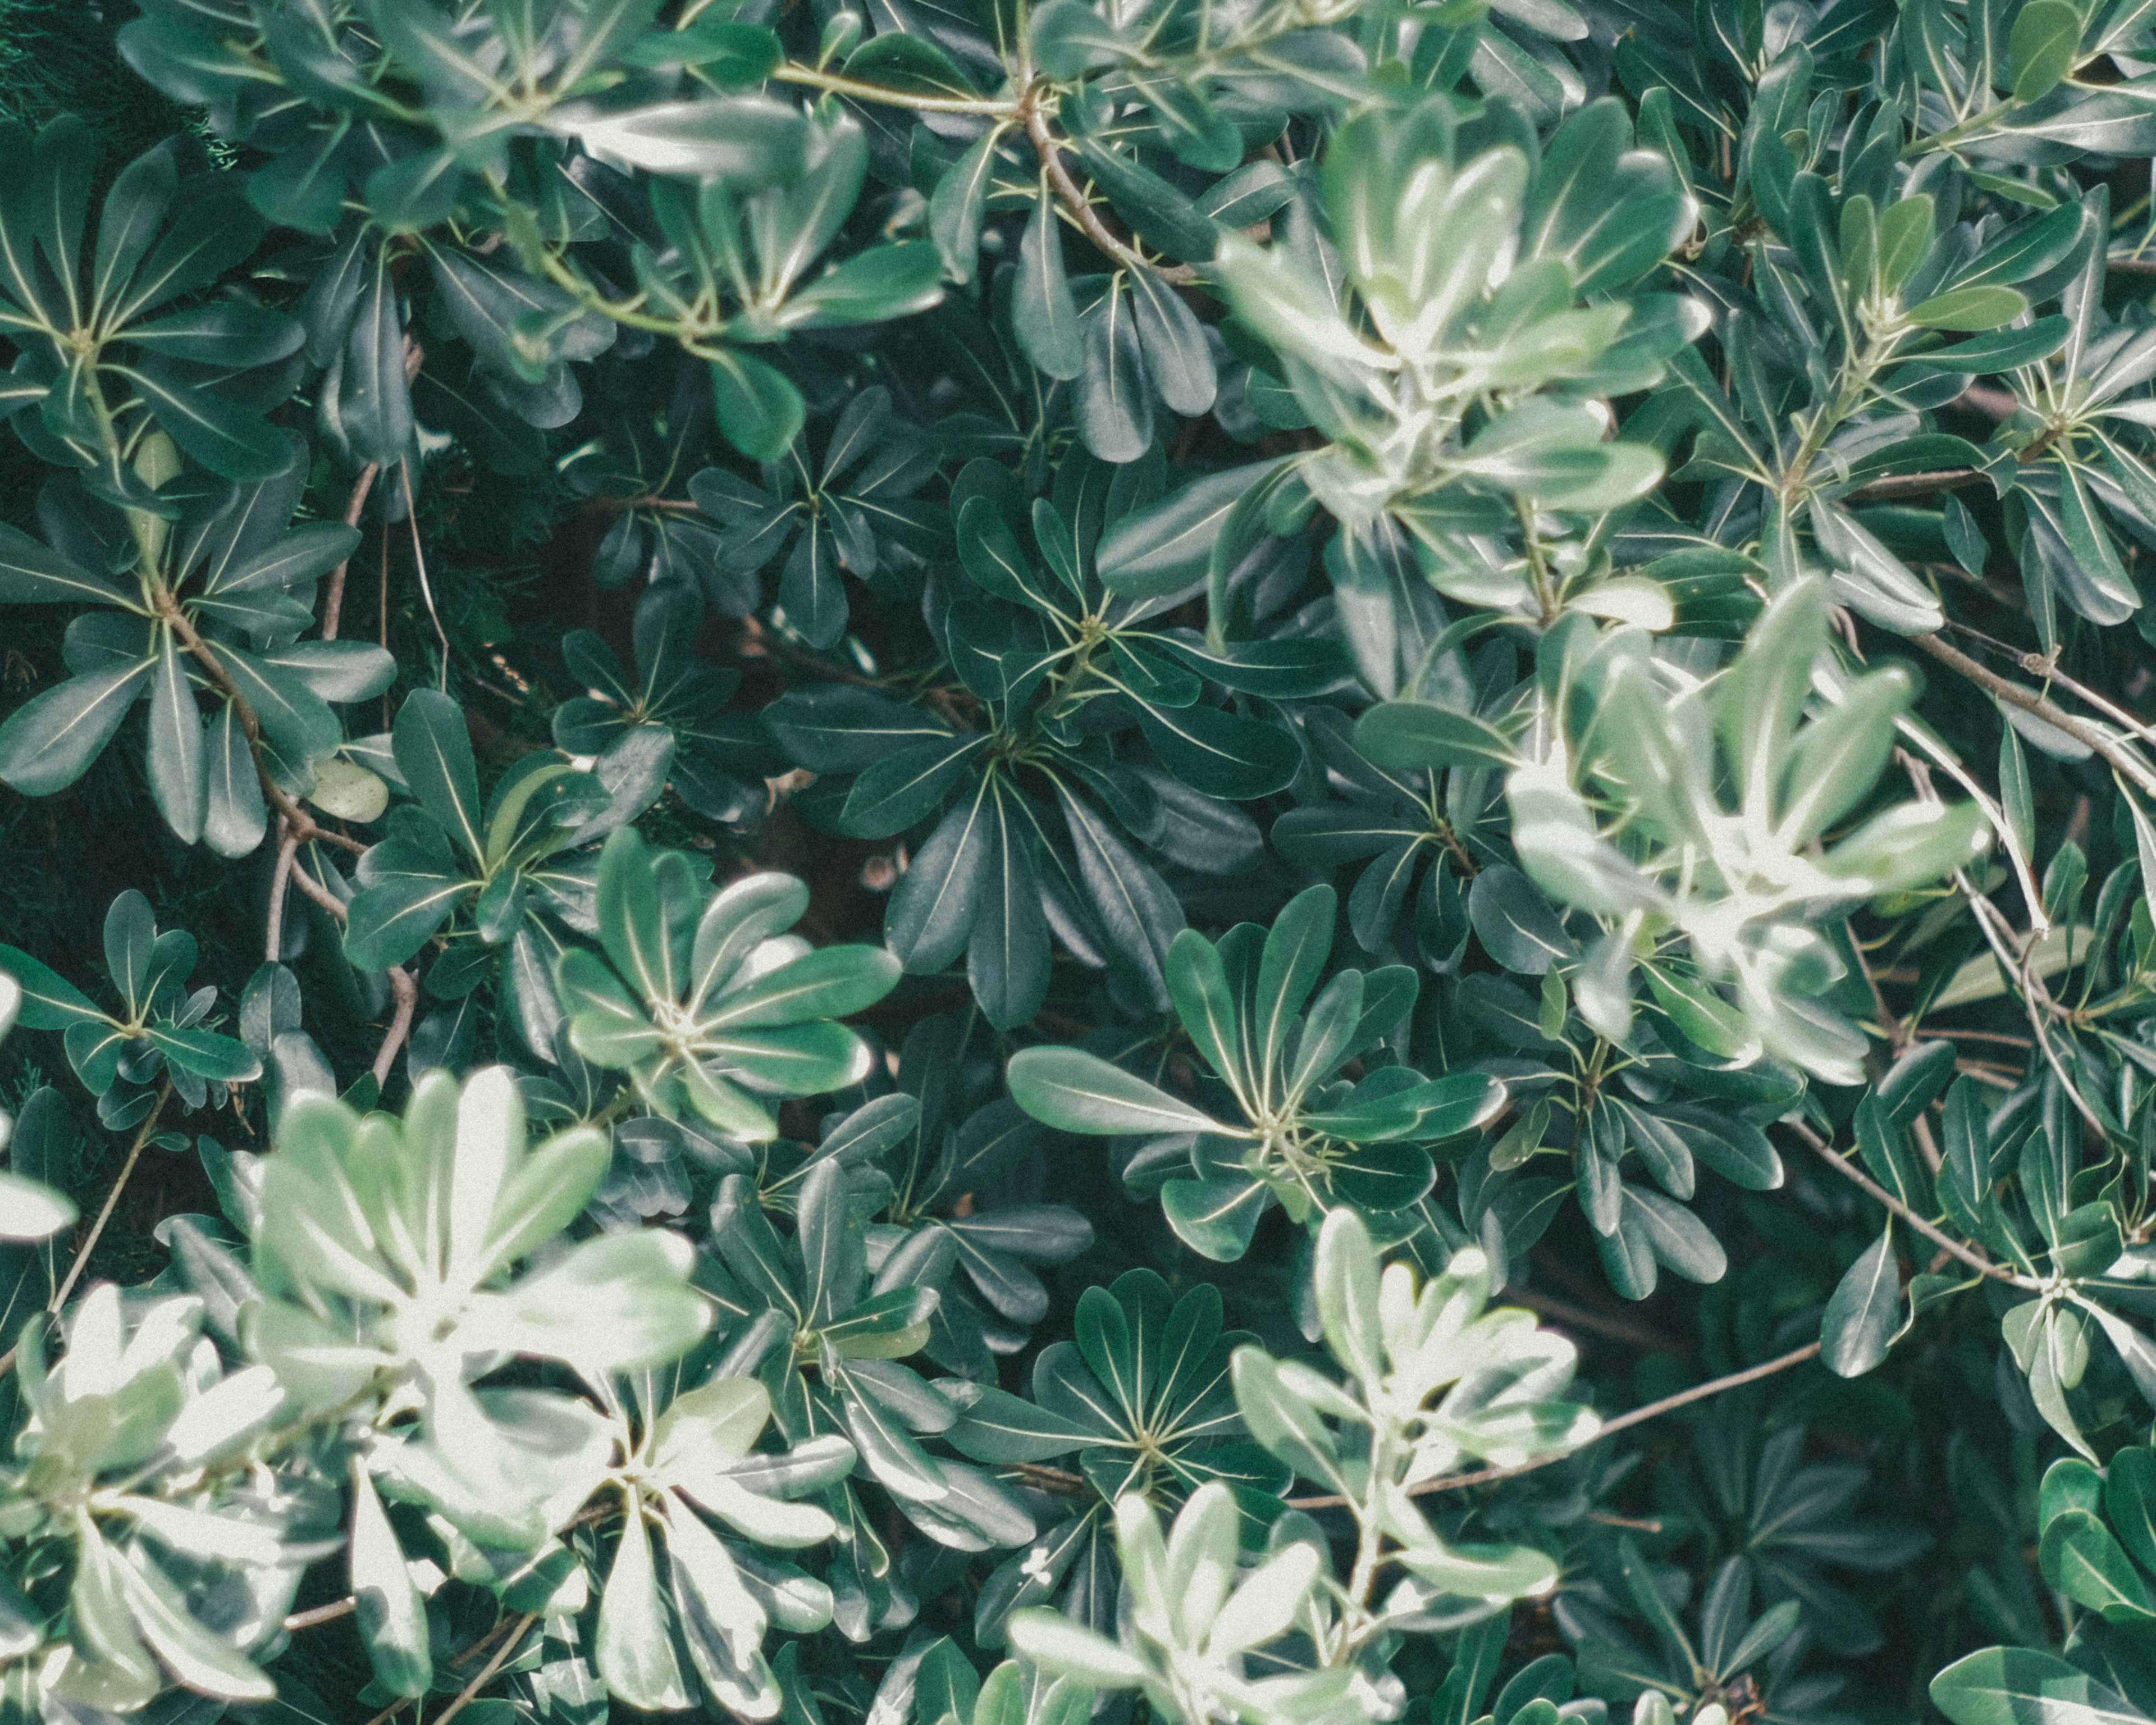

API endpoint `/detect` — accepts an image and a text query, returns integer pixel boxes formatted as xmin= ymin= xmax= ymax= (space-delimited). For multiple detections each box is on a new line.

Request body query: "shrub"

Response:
xmin=0 ymin=5 xmax=2153 ymax=1725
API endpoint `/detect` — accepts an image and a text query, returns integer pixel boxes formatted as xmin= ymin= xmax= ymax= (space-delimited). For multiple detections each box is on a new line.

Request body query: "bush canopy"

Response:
xmin=3 ymin=3 xmax=2156 ymax=1725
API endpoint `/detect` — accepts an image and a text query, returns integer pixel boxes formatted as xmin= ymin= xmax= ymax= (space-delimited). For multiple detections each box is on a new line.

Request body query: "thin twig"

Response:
xmin=1894 ymin=734 xmax=2047 ymax=938
xmin=49 ymin=1083 xmax=173 ymax=1315
xmin=1022 ymin=93 xmax=1200 ymax=287
xmin=284 ymin=1598 xmax=359 ymax=1632
xmin=266 ymin=824 xmax=301 ymax=961
xmin=1785 ymin=1117 xmax=2040 ymax=1288
xmin=1911 ymin=632 xmax=2156 ymax=798
xmin=320 ymin=463 xmax=380 ymax=642
xmin=1283 ymin=1341 xmax=1825 ymax=1511
xmin=154 ymin=595 xmax=366 ymax=857
xmin=372 ymin=966 xmax=420 ymax=1092
xmin=1504 ymin=1287 xmax=1691 ymax=1354
xmin=288 ymin=851 xmax=351 ymax=925
xmin=430 ymin=1613 xmax=538 ymax=1725
xmin=1847 ymin=468 xmax=1990 ymax=503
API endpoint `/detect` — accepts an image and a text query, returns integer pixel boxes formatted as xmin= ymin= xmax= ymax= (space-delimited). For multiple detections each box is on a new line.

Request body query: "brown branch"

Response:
xmin=372 ymin=965 xmax=420 ymax=1092
xmin=288 ymin=851 xmax=351 ymax=925
xmin=1848 ymin=468 xmax=1989 ymax=503
xmin=1784 ymin=1117 xmax=2039 ymax=1288
xmin=1910 ymin=631 xmax=2156 ymax=797
xmin=430 ymin=1612 xmax=538 ymax=1725
xmin=1504 ymin=1287 xmax=1690 ymax=1355
xmin=1014 ymin=1462 xmax=1090 ymax=1495
xmin=266 ymin=824 xmax=301 ymax=961
xmin=284 ymin=1598 xmax=358 ymax=1632
xmin=1283 ymin=1341 xmax=1825 ymax=1511
xmin=319 ymin=463 xmax=380 ymax=642
xmin=154 ymin=594 xmax=367 ymax=856
xmin=1021 ymin=93 xmax=1200 ymax=288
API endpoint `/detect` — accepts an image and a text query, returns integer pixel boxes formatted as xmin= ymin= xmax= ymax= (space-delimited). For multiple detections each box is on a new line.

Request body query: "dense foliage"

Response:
xmin=15 ymin=2 xmax=2156 ymax=1724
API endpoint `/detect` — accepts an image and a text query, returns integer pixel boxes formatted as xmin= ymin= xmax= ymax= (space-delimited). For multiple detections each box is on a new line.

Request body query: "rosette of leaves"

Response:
xmin=552 ymin=828 xmax=900 ymax=1138
xmin=117 ymin=0 xmax=818 ymax=235
xmin=1934 ymin=1451 xmax=2156 ymax=1725
xmin=565 ymin=416 xmax=746 ymax=609
xmin=874 ymin=1640 xmax=1093 ymax=1725
xmin=766 ymin=447 xmax=1337 ymax=1030
xmin=942 ymin=1267 xmax=1286 ymax=1642
xmin=686 ymin=385 xmax=942 ymax=649
xmin=1888 ymin=1073 xmax=2156 ymax=1462
xmin=1401 ymin=850 xmax=1794 ymax=1301
xmin=0 ymin=891 xmax=261 ymax=1126
xmin=552 ymin=586 xmax=776 ymax=826
xmin=701 ymin=1157 xmax=1037 ymax=1625
xmin=1558 ymin=1539 xmax=1826 ymax=1725
xmin=0 ymin=119 xmax=300 ymax=504
xmin=118 ymin=8 xmax=947 ymax=464
xmin=1656 ymin=1407 xmax=1928 ymax=1657
xmin=0 ymin=442 xmax=395 ymax=847
xmin=1645 ymin=72 xmax=2114 ymax=638
xmin=1009 ymin=883 xmax=1504 ymax=1261
xmin=527 ymin=1367 xmax=860 ymax=1719
xmin=1099 ymin=95 xmax=1696 ymax=622
xmin=1496 ymin=580 xmax=1991 ymax=1084
xmin=1232 ymin=1213 xmax=1596 ymax=1628
xmin=1274 ymin=706 xmax=1497 ymax=960
xmin=1419 ymin=1627 xmax=1602 ymax=1725
xmin=243 ymin=1066 xmax=712 ymax=1546
xmin=1964 ymin=231 xmax=2156 ymax=641
xmin=3 ymin=1283 xmax=315 ymax=1710
xmin=342 ymin=687 xmax=668 ymax=979
xmin=775 ymin=1012 xmax=1094 ymax=1380
xmin=1008 ymin=1482 xmax=1358 ymax=1725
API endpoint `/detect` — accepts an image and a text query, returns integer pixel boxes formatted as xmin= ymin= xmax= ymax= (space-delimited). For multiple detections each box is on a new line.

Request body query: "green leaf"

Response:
xmin=145 ymin=627 xmax=205 ymax=844
xmin=1074 ymin=140 xmax=1221 ymax=263
xmin=1931 ymin=1646 xmax=2147 ymax=1725
xmin=886 ymin=784 xmax=995 ymax=973
xmin=350 ymin=1461 xmax=431 ymax=1696
xmin=1097 ymin=462 xmax=1285 ymax=596
xmin=2010 ymin=0 xmax=2083 ymax=102
xmin=968 ymin=785 xmax=1050 ymax=1030
xmin=1821 ymin=1225 xmax=1900 ymax=1376
xmin=2041 ymin=1508 xmax=2156 ymax=1621
xmin=596 ymin=1500 xmax=692 ymax=1710
xmin=0 ymin=522 xmax=132 ymax=606
xmin=1133 ymin=701 xmax=1297 ymax=800
xmin=1016 ymin=186 xmax=1082 ymax=381
xmin=1007 ymin=1046 xmax=1229 ymax=1136
xmin=1355 ymin=699 xmax=1520 ymax=771
xmin=1904 ymin=285 xmax=2031 ymax=331
xmin=1075 ymin=282 xmax=1153 ymax=463
xmin=711 ymin=350 xmax=806 ymax=462
xmin=931 ymin=128 xmax=1001 ymax=285
xmin=844 ymin=31 xmax=980 ymax=97
xmin=0 ymin=659 xmax=154 ymax=796
xmin=1468 ymin=865 xmax=1575 ymax=975
xmin=789 ymin=242 xmax=944 ymax=330
xmin=394 ymin=688 xmax=485 ymax=861
xmin=570 ymin=97 xmax=811 ymax=185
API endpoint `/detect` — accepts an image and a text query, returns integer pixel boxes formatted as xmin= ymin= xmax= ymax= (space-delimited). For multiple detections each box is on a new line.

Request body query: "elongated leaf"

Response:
xmin=1007 ymin=1046 xmax=1227 ymax=1137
